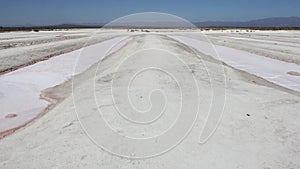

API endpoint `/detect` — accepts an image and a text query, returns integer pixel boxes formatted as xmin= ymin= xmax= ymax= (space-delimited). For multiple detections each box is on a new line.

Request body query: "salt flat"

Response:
xmin=0 ymin=29 xmax=129 ymax=73
xmin=0 ymin=29 xmax=299 ymax=169
xmin=0 ymin=36 xmax=130 ymax=136
xmin=170 ymin=35 xmax=300 ymax=92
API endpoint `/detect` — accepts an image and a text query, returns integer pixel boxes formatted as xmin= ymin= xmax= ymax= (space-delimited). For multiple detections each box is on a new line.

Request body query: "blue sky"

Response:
xmin=0 ymin=0 xmax=300 ymax=26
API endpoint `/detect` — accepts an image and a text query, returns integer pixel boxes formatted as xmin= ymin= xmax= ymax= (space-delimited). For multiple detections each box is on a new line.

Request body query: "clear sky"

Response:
xmin=1 ymin=0 xmax=300 ymax=26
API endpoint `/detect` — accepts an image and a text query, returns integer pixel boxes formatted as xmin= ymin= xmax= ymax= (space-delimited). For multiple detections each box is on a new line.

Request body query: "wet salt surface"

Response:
xmin=170 ymin=36 xmax=300 ymax=92
xmin=0 ymin=36 xmax=130 ymax=134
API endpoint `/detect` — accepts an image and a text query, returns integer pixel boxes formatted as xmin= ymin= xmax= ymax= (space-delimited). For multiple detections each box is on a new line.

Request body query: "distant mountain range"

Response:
xmin=2 ymin=17 xmax=300 ymax=28
xmin=60 ymin=17 xmax=300 ymax=27
xmin=194 ymin=16 xmax=300 ymax=27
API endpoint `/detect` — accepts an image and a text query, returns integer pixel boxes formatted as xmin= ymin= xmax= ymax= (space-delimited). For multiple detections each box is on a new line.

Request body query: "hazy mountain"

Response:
xmin=194 ymin=17 xmax=300 ymax=27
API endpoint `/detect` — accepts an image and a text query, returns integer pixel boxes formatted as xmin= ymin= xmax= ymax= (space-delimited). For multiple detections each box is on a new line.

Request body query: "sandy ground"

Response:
xmin=0 ymin=30 xmax=300 ymax=168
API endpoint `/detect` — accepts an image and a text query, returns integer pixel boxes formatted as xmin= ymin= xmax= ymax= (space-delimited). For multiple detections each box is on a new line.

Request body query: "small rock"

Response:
xmin=5 ymin=114 xmax=17 ymax=118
